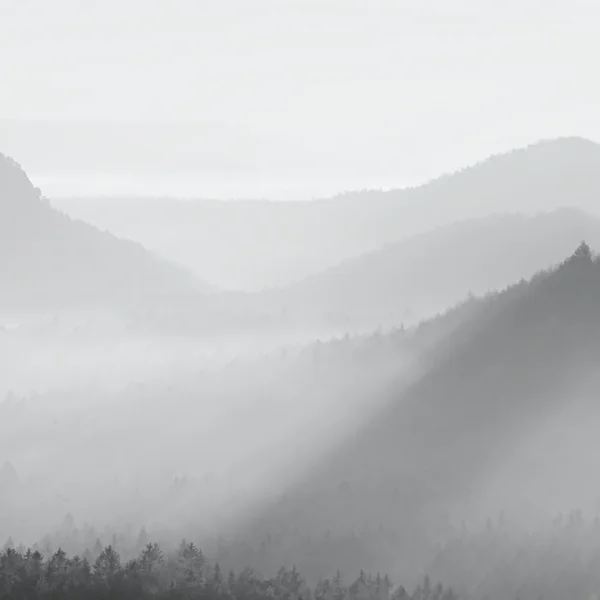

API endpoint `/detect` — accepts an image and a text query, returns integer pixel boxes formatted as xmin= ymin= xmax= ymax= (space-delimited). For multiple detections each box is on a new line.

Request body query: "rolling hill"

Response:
xmin=53 ymin=137 xmax=600 ymax=290
xmin=256 ymin=208 xmax=600 ymax=329
xmin=0 ymin=153 xmax=204 ymax=312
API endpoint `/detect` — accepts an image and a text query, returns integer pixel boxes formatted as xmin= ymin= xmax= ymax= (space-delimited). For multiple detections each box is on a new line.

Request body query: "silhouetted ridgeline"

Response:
xmin=53 ymin=137 xmax=600 ymax=291
xmin=253 ymin=208 xmax=600 ymax=329
xmin=0 ymin=153 xmax=203 ymax=311
xmin=0 ymin=152 xmax=330 ymax=336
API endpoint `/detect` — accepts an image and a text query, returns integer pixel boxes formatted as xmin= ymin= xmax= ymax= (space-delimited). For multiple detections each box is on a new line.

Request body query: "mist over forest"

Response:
xmin=4 ymin=2 xmax=600 ymax=596
xmin=4 ymin=134 xmax=600 ymax=600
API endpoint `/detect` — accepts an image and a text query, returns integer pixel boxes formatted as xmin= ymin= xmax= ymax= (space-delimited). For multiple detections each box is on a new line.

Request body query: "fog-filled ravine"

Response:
xmin=5 ymin=142 xmax=600 ymax=600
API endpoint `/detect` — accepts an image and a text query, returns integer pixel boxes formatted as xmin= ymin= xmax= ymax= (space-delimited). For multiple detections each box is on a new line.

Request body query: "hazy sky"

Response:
xmin=2 ymin=0 xmax=600 ymax=184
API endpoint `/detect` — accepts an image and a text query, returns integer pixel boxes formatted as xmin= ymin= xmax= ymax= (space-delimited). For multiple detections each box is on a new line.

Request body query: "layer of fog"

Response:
xmin=0 ymin=319 xmax=420 ymax=547
xmin=0 ymin=313 xmax=357 ymax=401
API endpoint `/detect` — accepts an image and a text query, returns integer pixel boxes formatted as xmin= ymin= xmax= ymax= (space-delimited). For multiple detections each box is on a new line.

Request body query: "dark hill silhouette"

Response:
xmin=0 ymin=154 xmax=203 ymax=311
xmin=54 ymin=137 xmax=600 ymax=290
xmin=256 ymin=208 xmax=600 ymax=328
xmin=226 ymin=243 xmax=600 ymax=583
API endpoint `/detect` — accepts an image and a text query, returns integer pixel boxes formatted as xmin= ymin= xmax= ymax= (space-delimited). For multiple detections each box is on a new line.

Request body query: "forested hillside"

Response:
xmin=6 ymin=244 xmax=600 ymax=590
xmin=219 ymin=243 xmax=600 ymax=582
xmin=0 ymin=154 xmax=202 ymax=311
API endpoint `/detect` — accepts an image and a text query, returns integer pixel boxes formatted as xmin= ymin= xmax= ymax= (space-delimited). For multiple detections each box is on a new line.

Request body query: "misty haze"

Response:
xmin=4 ymin=2 xmax=600 ymax=600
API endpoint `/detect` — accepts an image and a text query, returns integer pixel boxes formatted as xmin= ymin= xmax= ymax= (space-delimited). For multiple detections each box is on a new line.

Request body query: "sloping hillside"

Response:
xmin=222 ymin=243 xmax=600 ymax=583
xmin=0 ymin=154 xmax=203 ymax=311
xmin=53 ymin=137 xmax=600 ymax=290
xmin=259 ymin=208 xmax=600 ymax=328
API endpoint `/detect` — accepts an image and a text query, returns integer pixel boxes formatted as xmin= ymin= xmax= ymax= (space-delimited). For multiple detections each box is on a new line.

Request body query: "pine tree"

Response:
xmin=213 ymin=562 xmax=224 ymax=594
xmin=93 ymin=545 xmax=122 ymax=583
xmin=573 ymin=241 xmax=593 ymax=261
xmin=140 ymin=542 xmax=164 ymax=575
xmin=175 ymin=540 xmax=205 ymax=586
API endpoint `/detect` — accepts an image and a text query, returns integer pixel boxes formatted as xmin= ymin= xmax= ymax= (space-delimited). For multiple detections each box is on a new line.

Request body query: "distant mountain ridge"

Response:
xmin=53 ymin=137 xmax=600 ymax=290
xmin=254 ymin=207 xmax=600 ymax=328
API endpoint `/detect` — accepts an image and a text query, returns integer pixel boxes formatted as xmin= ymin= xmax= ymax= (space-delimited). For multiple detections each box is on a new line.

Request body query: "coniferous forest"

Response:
xmin=6 ymin=13 xmax=600 ymax=598
xmin=0 ymin=539 xmax=460 ymax=600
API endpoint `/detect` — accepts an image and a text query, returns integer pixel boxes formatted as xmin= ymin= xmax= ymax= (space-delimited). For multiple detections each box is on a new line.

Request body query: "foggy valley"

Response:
xmin=4 ymin=2 xmax=600 ymax=600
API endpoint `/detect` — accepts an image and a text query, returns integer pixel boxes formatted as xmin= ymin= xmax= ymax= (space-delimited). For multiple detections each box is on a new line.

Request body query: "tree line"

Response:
xmin=0 ymin=540 xmax=458 ymax=600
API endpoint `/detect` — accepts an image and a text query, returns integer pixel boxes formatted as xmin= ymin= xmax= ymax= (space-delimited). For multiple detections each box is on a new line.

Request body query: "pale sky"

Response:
xmin=2 ymin=0 xmax=600 ymax=187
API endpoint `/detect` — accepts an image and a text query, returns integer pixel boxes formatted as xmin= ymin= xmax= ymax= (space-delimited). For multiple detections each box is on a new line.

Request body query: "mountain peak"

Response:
xmin=0 ymin=152 xmax=201 ymax=310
